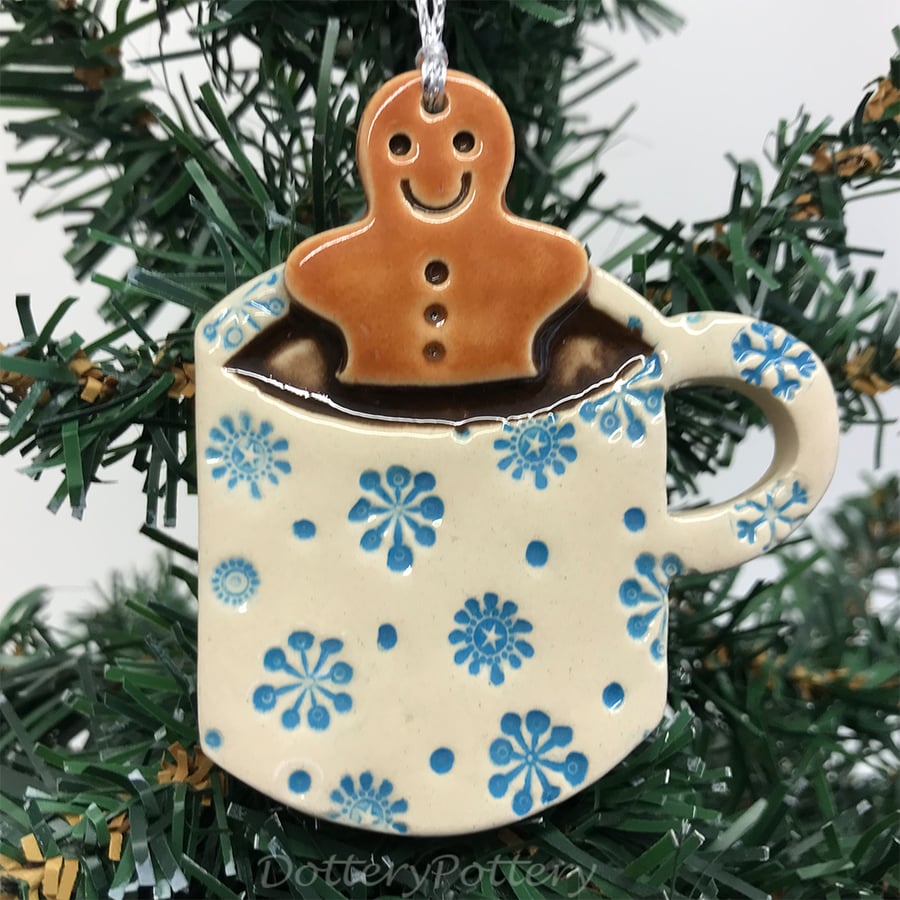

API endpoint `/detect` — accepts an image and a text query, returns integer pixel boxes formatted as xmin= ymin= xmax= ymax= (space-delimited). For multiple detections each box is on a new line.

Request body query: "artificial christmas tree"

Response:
xmin=1 ymin=2 xmax=897 ymax=897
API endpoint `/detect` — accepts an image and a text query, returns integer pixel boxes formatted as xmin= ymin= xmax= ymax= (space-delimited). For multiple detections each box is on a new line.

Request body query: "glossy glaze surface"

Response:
xmin=226 ymin=297 xmax=651 ymax=425
xmin=283 ymin=70 xmax=590 ymax=386
xmin=195 ymin=264 xmax=840 ymax=836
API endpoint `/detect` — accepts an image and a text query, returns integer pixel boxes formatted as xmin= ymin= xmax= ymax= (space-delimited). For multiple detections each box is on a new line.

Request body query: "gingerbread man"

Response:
xmin=284 ymin=70 xmax=591 ymax=387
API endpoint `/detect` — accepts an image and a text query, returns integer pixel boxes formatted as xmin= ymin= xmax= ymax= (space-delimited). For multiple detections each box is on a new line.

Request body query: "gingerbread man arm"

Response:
xmin=284 ymin=221 xmax=373 ymax=322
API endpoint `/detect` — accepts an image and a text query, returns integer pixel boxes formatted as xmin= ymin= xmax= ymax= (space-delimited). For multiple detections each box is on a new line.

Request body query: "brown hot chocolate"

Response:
xmin=227 ymin=295 xmax=652 ymax=426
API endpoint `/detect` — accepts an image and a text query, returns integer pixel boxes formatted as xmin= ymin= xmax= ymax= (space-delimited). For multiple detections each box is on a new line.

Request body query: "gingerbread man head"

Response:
xmin=285 ymin=70 xmax=590 ymax=387
xmin=357 ymin=70 xmax=515 ymax=222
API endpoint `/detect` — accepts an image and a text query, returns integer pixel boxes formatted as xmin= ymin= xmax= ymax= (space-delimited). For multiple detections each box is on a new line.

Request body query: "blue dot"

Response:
xmin=292 ymin=519 xmax=316 ymax=539
xmin=525 ymin=541 xmax=549 ymax=567
xmin=624 ymin=508 xmax=646 ymax=532
xmin=430 ymin=747 xmax=455 ymax=774
xmin=204 ymin=729 xmax=222 ymax=749
xmin=602 ymin=682 xmax=625 ymax=711
xmin=387 ymin=544 xmax=413 ymax=573
xmin=288 ymin=769 xmax=311 ymax=793
xmin=377 ymin=624 xmax=397 ymax=651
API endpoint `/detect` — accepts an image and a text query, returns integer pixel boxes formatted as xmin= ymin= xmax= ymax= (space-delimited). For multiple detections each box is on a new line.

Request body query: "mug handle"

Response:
xmin=659 ymin=313 xmax=840 ymax=573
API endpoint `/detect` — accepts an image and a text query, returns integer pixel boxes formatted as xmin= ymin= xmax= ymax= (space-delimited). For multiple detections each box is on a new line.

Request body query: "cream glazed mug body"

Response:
xmin=194 ymin=264 xmax=839 ymax=837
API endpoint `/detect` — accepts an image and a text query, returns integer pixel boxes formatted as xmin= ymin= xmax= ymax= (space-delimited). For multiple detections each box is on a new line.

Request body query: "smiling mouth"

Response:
xmin=401 ymin=173 xmax=471 ymax=213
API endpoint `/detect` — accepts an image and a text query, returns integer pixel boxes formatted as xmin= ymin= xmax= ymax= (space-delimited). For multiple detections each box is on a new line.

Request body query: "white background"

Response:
xmin=1 ymin=2 xmax=898 ymax=622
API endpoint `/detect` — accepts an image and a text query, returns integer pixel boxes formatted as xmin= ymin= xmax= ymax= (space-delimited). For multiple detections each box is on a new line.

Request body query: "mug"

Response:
xmin=195 ymin=264 xmax=838 ymax=836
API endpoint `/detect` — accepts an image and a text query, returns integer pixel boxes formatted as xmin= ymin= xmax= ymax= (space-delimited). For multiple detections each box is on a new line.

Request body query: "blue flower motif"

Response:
xmin=348 ymin=466 xmax=444 ymax=573
xmin=449 ymin=593 xmax=534 ymax=686
xmin=580 ymin=354 xmax=664 ymax=444
xmin=734 ymin=480 xmax=807 ymax=550
xmin=493 ymin=413 xmax=577 ymax=490
xmin=731 ymin=322 xmax=816 ymax=400
xmin=618 ymin=552 xmax=683 ymax=661
xmin=201 ymin=271 xmax=285 ymax=350
xmin=329 ymin=771 xmax=409 ymax=834
xmin=211 ymin=557 xmax=259 ymax=606
xmin=252 ymin=631 xmax=352 ymax=731
xmin=488 ymin=710 xmax=588 ymax=816
xmin=205 ymin=413 xmax=291 ymax=499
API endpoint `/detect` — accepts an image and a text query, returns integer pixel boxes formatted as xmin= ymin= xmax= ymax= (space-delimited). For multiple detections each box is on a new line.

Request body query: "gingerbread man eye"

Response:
xmin=453 ymin=131 xmax=476 ymax=153
xmin=389 ymin=133 xmax=413 ymax=157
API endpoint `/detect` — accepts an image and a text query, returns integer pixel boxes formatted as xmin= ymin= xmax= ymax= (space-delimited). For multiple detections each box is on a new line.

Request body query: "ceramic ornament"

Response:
xmin=194 ymin=25 xmax=840 ymax=836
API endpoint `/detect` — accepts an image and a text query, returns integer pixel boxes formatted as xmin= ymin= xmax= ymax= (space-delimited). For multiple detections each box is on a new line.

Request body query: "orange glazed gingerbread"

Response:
xmin=284 ymin=69 xmax=591 ymax=387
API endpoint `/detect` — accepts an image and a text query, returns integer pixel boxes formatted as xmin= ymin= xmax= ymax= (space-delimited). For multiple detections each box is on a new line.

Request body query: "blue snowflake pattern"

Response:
xmin=731 ymin=322 xmax=816 ymax=399
xmin=348 ymin=466 xmax=444 ymax=573
xmin=619 ymin=553 xmax=683 ymax=661
xmin=493 ymin=413 xmax=577 ymax=490
xmin=580 ymin=354 xmax=664 ymax=444
xmin=252 ymin=631 xmax=352 ymax=731
xmin=488 ymin=710 xmax=588 ymax=816
xmin=201 ymin=271 xmax=285 ymax=350
xmin=449 ymin=593 xmax=534 ymax=686
xmin=329 ymin=772 xmax=409 ymax=834
xmin=211 ymin=557 xmax=259 ymax=606
xmin=734 ymin=480 xmax=808 ymax=549
xmin=205 ymin=413 xmax=291 ymax=499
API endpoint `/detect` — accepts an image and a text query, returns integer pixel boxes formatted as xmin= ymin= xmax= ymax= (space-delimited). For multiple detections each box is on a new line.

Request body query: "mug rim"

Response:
xmin=224 ymin=350 xmax=652 ymax=433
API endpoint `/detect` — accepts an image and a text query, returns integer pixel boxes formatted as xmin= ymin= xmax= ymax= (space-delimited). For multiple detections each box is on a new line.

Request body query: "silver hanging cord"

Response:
xmin=415 ymin=0 xmax=448 ymax=112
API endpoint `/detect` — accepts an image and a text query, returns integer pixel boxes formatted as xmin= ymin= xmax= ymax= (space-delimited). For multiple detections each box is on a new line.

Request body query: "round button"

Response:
xmin=423 ymin=341 xmax=446 ymax=362
xmin=424 ymin=260 xmax=449 ymax=284
xmin=424 ymin=304 xmax=447 ymax=327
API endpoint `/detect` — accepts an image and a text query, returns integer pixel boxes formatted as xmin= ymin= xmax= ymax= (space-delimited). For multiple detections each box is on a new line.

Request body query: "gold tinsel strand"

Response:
xmin=0 ymin=813 xmax=129 ymax=899
xmin=811 ymin=144 xmax=883 ymax=178
xmin=0 ymin=346 xmax=118 ymax=404
xmin=844 ymin=345 xmax=899 ymax=397
xmin=167 ymin=362 xmax=196 ymax=399
xmin=67 ymin=350 xmax=118 ymax=403
xmin=0 ymin=840 xmax=78 ymax=900
xmin=863 ymin=77 xmax=900 ymax=123
xmin=157 ymin=741 xmax=225 ymax=805
xmin=790 ymin=192 xmax=823 ymax=221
